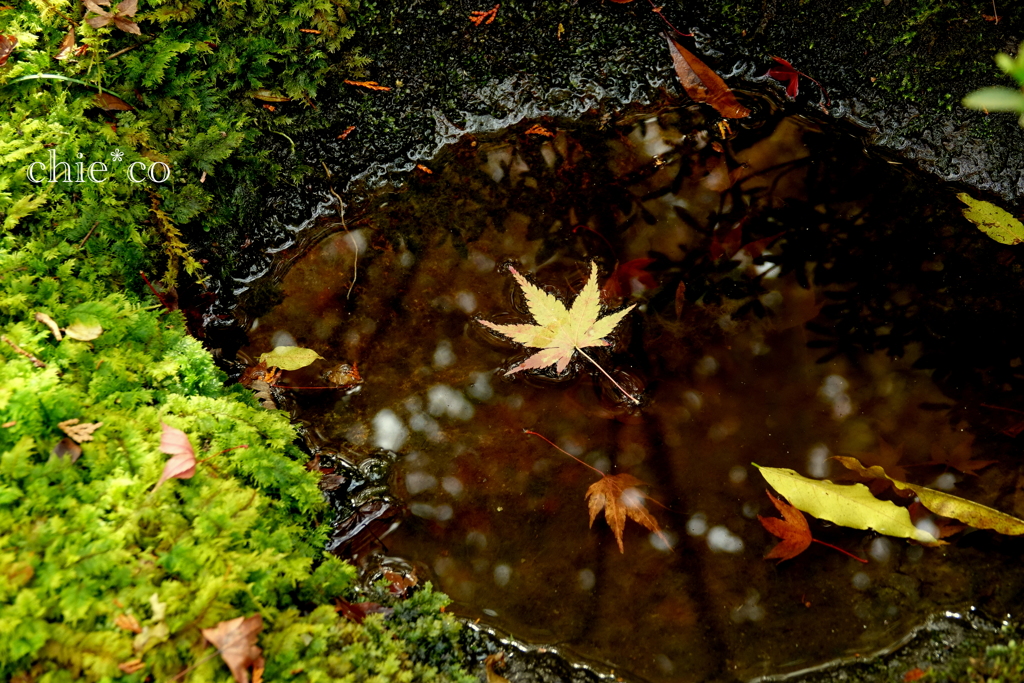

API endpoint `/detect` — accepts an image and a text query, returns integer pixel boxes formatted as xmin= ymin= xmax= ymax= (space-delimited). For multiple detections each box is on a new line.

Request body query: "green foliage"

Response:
xmin=0 ymin=0 xmax=476 ymax=680
xmin=963 ymin=43 xmax=1024 ymax=127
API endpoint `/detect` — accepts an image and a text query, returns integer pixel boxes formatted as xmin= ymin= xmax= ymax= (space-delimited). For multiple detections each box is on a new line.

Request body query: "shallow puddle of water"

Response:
xmin=240 ymin=101 xmax=1024 ymax=681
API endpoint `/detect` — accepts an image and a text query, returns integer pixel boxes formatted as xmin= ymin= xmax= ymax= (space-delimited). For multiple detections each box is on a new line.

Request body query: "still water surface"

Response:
xmin=241 ymin=102 xmax=1024 ymax=681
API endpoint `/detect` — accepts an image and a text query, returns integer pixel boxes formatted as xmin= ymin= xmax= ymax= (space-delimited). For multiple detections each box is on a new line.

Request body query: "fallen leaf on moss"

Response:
xmin=0 ymin=34 xmax=16 ymax=66
xmin=34 ymin=312 xmax=62 ymax=340
xmin=587 ymin=473 xmax=666 ymax=553
xmin=52 ymin=437 xmax=82 ymax=462
xmin=202 ymin=614 xmax=263 ymax=683
xmin=335 ymin=599 xmax=391 ymax=624
xmin=54 ymin=29 xmax=75 ymax=60
xmin=833 ymin=456 xmax=1024 ymax=535
xmin=118 ymin=660 xmax=145 ymax=674
xmin=84 ymin=0 xmax=141 ymax=35
xmin=665 ymin=36 xmax=750 ymax=119
xmin=65 ymin=319 xmax=103 ymax=341
xmin=343 ymin=80 xmax=391 ymax=91
xmin=115 ymin=613 xmax=142 ymax=634
xmin=58 ymin=418 xmax=103 ymax=443
xmin=755 ymin=464 xmax=942 ymax=545
xmin=95 ymin=92 xmax=134 ymax=111
xmin=258 ymin=346 xmax=323 ymax=371
xmin=155 ymin=422 xmax=195 ymax=489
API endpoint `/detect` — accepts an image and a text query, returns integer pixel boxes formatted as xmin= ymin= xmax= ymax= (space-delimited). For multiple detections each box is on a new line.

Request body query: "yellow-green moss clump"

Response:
xmin=0 ymin=1 xmax=476 ymax=680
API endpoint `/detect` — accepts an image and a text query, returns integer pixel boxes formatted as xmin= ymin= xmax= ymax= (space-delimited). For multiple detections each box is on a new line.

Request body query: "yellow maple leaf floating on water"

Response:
xmin=479 ymin=261 xmax=639 ymax=403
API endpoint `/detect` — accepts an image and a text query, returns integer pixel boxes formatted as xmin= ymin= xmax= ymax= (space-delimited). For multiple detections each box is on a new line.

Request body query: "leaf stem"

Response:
xmin=811 ymin=538 xmax=867 ymax=563
xmin=524 ymin=430 xmax=605 ymax=476
xmin=575 ymin=347 xmax=640 ymax=405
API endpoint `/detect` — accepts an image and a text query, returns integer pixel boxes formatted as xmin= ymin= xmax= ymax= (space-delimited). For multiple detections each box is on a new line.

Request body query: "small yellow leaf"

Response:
xmin=833 ymin=456 xmax=1024 ymax=535
xmin=65 ymin=319 xmax=103 ymax=341
xmin=755 ymin=464 xmax=941 ymax=545
xmin=957 ymin=193 xmax=1024 ymax=245
xmin=258 ymin=346 xmax=324 ymax=371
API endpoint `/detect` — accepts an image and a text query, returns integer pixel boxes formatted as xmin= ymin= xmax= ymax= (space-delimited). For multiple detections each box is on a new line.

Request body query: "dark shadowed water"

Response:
xmin=239 ymin=100 xmax=1024 ymax=681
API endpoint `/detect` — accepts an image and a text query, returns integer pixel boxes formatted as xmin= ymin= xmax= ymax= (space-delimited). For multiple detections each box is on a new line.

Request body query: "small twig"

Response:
xmin=992 ymin=0 xmax=1000 ymax=23
xmin=78 ymin=221 xmax=99 ymax=249
xmin=576 ymin=348 xmax=641 ymax=405
xmin=106 ymin=37 xmax=156 ymax=61
xmin=40 ymin=0 xmax=79 ymax=27
xmin=1 ymin=335 xmax=46 ymax=368
xmin=524 ymin=429 xmax=606 ymax=476
xmin=646 ymin=0 xmax=692 ymax=38
xmin=322 ymin=161 xmax=358 ymax=299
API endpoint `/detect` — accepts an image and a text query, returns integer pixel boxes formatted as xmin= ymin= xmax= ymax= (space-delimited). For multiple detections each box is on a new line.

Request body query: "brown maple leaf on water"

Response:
xmin=587 ymin=473 xmax=668 ymax=553
xmin=758 ymin=490 xmax=866 ymax=563
xmin=526 ymin=430 xmax=667 ymax=552
xmin=478 ymin=261 xmax=639 ymax=403
xmin=83 ymin=0 xmax=141 ymax=35
xmin=202 ymin=614 xmax=264 ymax=683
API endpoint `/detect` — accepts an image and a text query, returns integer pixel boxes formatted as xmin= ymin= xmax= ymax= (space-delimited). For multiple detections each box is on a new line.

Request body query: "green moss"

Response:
xmin=0 ymin=0 xmax=477 ymax=680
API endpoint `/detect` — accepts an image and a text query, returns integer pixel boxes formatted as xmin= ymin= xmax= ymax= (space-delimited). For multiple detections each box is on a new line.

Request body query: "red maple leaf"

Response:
xmin=766 ymin=56 xmax=801 ymax=97
xmin=765 ymin=56 xmax=830 ymax=105
xmin=758 ymin=490 xmax=866 ymax=563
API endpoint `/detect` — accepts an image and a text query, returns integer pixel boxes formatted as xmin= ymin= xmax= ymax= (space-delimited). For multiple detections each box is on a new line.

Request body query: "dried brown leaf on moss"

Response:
xmin=665 ymin=36 xmax=750 ymax=119
xmin=95 ymin=92 xmax=134 ymax=111
xmin=34 ymin=312 xmax=62 ymax=340
xmin=201 ymin=614 xmax=263 ymax=683
xmin=52 ymin=437 xmax=82 ymax=462
xmin=118 ymin=660 xmax=145 ymax=674
xmin=54 ymin=29 xmax=75 ymax=60
xmin=58 ymin=418 xmax=103 ymax=443
xmin=84 ymin=0 xmax=141 ymax=34
xmin=0 ymin=34 xmax=16 ymax=66
xmin=115 ymin=613 xmax=142 ymax=634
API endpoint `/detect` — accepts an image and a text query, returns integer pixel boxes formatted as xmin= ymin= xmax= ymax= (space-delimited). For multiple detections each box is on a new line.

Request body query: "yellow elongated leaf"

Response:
xmin=754 ymin=464 xmax=941 ymax=546
xmin=833 ymin=456 xmax=1024 ymax=536
xmin=957 ymin=193 xmax=1024 ymax=245
xmin=258 ymin=346 xmax=324 ymax=371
